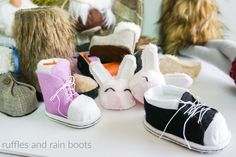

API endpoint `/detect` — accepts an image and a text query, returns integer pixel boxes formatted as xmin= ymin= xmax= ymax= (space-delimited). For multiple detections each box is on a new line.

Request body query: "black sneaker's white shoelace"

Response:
xmin=159 ymin=99 xmax=211 ymax=149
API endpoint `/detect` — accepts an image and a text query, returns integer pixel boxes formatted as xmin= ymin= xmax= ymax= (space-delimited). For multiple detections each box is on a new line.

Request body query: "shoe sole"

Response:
xmin=143 ymin=119 xmax=231 ymax=153
xmin=45 ymin=111 xmax=101 ymax=129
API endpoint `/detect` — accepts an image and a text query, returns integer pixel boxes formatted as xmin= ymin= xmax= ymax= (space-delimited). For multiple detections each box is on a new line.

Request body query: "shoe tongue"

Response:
xmin=178 ymin=92 xmax=198 ymax=108
xmin=51 ymin=59 xmax=71 ymax=81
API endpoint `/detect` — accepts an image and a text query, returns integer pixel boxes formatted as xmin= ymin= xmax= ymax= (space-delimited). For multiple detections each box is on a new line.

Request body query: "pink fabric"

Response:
xmin=36 ymin=59 xmax=78 ymax=116
xmin=129 ymin=70 xmax=165 ymax=104
xmin=99 ymin=79 xmax=136 ymax=110
xmin=89 ymin=55 xmax=137 ymax=110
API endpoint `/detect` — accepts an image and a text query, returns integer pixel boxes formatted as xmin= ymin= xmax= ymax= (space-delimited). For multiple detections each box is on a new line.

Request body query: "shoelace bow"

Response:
xmin=50 ymin=76 xmax=78 ymax=118
xmin=159 ymin=98 xmax=211 ymax=149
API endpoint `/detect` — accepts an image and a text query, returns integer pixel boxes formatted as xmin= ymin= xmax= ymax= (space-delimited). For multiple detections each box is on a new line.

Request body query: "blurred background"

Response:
xmin=143 ymin=0 xmax=236 ymax=41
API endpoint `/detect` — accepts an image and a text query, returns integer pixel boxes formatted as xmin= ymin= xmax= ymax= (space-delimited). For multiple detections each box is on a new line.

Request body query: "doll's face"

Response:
xmin=10 ymin=0 xmax=22 ymax=8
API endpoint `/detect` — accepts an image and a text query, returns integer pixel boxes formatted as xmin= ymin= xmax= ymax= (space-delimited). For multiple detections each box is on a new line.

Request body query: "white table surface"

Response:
xmin=0 ymin=59 xmax=235 ymax=157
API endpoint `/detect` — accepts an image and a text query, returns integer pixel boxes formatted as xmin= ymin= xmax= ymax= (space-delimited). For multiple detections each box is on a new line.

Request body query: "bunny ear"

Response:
xmin=164 ymin=73 xmax=193 ymax=88
xmin=89 ymin=61 xmax=113 ymax=86
xmin=116 ymin=55 xmax=137 ymax=80
xmin=142 ymin=44 xmax=160 ymax=72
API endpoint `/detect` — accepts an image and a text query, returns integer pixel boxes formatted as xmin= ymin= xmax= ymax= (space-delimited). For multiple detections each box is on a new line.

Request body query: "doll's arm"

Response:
xmin=179 ymin=45 xmax=231 ymax=74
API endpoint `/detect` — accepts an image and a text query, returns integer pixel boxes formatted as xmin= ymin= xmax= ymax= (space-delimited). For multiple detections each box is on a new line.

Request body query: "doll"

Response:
xmin=180 ymin=39 xmax=236 ymax=84
xmin=0 ymin=0 xmax=37 ymax=37
xmin=69 ymin=0 xmax=116 ymax=31
xmin=159 ymin=0 xmax=223 ymax=54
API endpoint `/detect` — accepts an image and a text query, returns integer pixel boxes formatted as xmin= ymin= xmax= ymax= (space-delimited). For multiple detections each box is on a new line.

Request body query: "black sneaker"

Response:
xmin=144 ymin=85 xmax=231 ymax=153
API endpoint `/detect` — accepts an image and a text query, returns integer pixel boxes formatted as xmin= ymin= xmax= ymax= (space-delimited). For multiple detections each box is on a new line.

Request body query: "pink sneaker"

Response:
xmin=36 ymin=58 xmax=101 ymax=128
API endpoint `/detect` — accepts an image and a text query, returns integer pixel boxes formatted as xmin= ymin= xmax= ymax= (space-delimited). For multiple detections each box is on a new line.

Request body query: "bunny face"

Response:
xmin=99 ymin=79 xmax=135 ymax=110
xmin=90 ymin=55 xmax=137 ymax=110
xmin=129 ymin=44 xmax=166 ymax=104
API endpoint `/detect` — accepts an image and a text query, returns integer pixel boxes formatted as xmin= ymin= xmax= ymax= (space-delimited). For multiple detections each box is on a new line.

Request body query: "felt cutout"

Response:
xmin=89 ymin=61 xmax=113 ymax=86
xmin=116 ymin=55 xmax=136 ymax=80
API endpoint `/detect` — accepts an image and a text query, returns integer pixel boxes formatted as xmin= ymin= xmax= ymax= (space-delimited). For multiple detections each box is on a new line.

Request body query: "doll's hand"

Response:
xmin=10 ymin=0 xmax=22 ymax=8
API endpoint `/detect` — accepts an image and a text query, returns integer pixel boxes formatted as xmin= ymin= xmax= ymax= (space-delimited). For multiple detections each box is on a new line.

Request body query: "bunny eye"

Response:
xmin=104 ymin=88 xmax=115 ymax=92
xmin=142 ymin=76 xmax=149 ymax=82
xmin=124 ymin=88 xmax=132 ymax=93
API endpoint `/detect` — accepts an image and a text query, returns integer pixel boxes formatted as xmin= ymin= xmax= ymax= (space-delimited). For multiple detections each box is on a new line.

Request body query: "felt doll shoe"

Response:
xmin=73 ymin=73 xmax=99 ymax=99
xmin=89 ymin=22 xmax=141 ymax=62
xmin=77 ymin=52 xmax=98 ymax=78
xmin=77 ymin=52 xmax=120 ymax=77
xmin=144 ymin=85 xmax=231 ymax=153
xmin=0 ymin=72 xmax=38 ymax=117
xmin=89 ymin=55 xmax=137 ymax=110
xmin=36 ymin=58 xmax=101 ymax=128
xmin=159 ymin=55 xmax=201 ymax=79
xmin=129 ymin=44 xmax=193 ymax=104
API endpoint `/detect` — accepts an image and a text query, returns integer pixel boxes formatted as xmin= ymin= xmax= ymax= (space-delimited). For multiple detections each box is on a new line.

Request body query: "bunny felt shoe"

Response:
xmin=129 ymin=44 xmax=193 ymax=104
xmin=90 ymin=55 xmax=137 ymax=110
xmin=89 ymin=22 xmax=141 ymax=62
xmin=36 ymin=58 xmax=101 ymax=128
xmin=144 ymin=85 xmax=231 ymax=153
xmin=77 ymin=52 xmax=120 ymax=77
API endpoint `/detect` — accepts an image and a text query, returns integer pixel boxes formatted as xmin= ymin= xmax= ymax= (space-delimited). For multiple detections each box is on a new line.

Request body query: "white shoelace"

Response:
xmin=159 ymin=99 xmax=211 ymax=149
xmin=49 ymin=76 xmax=78 ymax=118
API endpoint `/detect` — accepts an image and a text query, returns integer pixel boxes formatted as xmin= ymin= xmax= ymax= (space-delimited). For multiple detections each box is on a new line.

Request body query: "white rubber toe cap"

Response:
xmin=67 ymin=95 xmax=101 ymax=124
xmin=204 ymin=113 xmax=231 ymax=147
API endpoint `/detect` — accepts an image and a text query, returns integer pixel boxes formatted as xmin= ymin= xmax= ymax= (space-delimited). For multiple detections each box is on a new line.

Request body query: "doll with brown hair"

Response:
xmin=159 ymin=0 xmax=223 ymax=55
xmin=157 ymin=0 xmax=236 ymax=85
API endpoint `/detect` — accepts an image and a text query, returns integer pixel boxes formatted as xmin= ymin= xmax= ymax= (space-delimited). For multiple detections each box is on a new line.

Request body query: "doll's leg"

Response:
xmin=179 ymin=45 xmax=231 ymax=74
xmin=206 ymin=39 xmax=236 ymax=62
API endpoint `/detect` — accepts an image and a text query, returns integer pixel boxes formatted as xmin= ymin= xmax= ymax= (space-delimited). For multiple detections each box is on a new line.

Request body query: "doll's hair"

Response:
xmin=159 ymin=0 xmax=223 ymax=54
